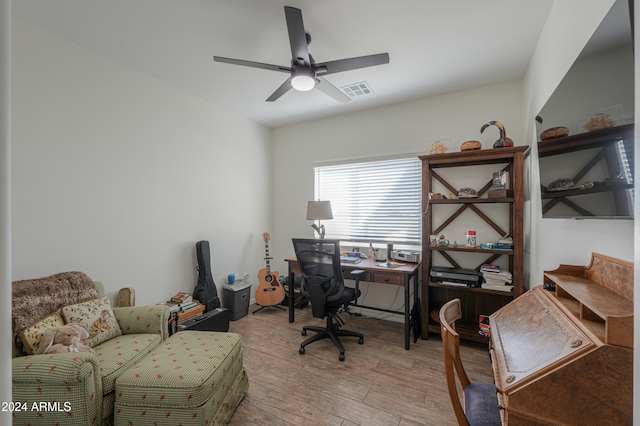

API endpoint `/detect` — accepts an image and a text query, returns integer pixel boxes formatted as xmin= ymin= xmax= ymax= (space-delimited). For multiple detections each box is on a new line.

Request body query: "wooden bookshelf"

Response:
xmin=419 ymin=146 xmax=528 ymax=342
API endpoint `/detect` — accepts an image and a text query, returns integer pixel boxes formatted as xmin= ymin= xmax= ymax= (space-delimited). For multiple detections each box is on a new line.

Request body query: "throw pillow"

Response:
xmin=62 ymin=296 xmax=122 ymax=347
xmin=19 ymin=309 xmax=66 ymax=355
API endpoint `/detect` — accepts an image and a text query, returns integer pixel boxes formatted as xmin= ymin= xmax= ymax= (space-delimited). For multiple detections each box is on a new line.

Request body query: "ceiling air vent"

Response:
xmin=340 ymin=81 xmax=373 ymax=98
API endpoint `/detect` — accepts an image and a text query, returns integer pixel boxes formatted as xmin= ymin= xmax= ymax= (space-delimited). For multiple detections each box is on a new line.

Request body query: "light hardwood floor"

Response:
xmin=228 ymin=304 xmax=494 ymax=426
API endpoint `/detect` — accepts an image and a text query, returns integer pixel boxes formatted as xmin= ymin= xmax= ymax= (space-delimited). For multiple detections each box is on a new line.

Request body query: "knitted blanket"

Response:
xmin=12 ymin=271 xmax=98 ymax=333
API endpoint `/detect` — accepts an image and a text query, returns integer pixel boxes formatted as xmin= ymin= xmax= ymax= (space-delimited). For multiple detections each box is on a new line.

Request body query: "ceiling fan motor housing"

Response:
xmin=291 ymin=66 xmax=316 ymax=91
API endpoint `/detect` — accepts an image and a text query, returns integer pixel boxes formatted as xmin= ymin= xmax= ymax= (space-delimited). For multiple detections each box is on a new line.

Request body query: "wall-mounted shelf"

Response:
xmin=538 ymin=123 xmax=634 ymax=218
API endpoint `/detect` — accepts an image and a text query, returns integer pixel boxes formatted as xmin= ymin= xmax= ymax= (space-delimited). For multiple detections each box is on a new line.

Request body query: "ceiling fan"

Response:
xmin=213 ymin=6 xmax=389 ymax=103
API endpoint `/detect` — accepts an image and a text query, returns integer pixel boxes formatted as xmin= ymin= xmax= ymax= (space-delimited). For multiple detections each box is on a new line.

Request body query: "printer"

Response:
xmin=429 ymin=266 xmax=483 ymax=288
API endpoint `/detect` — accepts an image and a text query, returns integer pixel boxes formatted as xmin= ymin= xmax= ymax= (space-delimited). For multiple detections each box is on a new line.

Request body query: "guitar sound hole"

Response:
xmin=265 ymin=275 xmax=273 ymax=283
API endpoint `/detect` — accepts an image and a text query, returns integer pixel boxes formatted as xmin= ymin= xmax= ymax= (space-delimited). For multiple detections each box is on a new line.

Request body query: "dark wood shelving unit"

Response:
xmin=419 ymin=146 xmax=529 ymax=343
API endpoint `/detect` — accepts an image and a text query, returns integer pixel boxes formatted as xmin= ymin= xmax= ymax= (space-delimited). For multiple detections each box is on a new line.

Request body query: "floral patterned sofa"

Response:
xmin=11 ymin=272 xmax=170 ymax=426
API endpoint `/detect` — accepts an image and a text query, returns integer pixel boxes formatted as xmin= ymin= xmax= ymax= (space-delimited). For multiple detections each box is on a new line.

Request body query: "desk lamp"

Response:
xmin=306 ymin=200 xmax=333 ymax=239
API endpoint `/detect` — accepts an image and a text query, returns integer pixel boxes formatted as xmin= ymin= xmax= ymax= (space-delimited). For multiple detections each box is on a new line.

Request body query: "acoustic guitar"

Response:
xmin=255 ymin=232 xmax=285 ymax=306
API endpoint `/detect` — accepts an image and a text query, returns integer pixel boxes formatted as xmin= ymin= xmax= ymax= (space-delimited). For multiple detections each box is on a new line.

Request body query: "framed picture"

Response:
xmin=492 ymin=171 xmax=508 ymax=190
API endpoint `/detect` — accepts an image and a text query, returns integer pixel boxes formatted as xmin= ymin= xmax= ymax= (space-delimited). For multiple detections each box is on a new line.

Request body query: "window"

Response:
xmin=314 ymin=156 xmax=422 ymax=245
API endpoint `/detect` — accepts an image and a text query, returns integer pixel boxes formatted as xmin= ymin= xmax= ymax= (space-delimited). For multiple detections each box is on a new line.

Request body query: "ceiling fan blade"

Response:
xmin=266 ymin=77 xmax=293 ymax=102
xmin=213 ymin=56 xmax=291 ymax=73
xmin=284 ymin=6 xmax=311 ymax=66
xmin=314 ymin=53 xmax=389 ymax=76
xmin=315 ymin=77 xmax=350 ymax=103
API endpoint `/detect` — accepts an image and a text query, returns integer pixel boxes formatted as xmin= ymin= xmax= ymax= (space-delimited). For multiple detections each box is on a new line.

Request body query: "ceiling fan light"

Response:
xmin=291 ymin=70 xmax=316 ymax=91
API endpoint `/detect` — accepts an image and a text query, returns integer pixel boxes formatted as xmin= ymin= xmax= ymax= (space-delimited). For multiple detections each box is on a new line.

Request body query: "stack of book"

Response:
xmin=495 ymin=237 xmax=514 ymax=249
xmin=481 ymin=264 xmax=513 ymax=292
xmin=165 ymin=292 xmax=205 ymax=324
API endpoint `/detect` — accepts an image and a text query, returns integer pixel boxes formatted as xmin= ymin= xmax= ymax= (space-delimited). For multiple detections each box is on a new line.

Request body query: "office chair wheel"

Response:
xmin=358 ymin=337 xmax=364 ymax=344
xmin=339 ymin=353 xmax=345 ymax=362
xmin=301 ymin=330 xmax=307 ymax=336
xmin=299 ymin=347 xmax=305 ymax=355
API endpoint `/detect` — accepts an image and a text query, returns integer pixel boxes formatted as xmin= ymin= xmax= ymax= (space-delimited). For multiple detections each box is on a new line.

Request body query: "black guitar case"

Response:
xmin=193 ymin=240 xmax=221 ymax=312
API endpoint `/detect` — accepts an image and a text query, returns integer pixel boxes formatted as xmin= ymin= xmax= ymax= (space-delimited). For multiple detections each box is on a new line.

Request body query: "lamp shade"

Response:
xmin=306 ymin=201 xmax=333 ymax=220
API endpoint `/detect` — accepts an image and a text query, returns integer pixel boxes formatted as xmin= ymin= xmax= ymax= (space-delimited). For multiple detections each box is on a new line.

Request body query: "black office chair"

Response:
xmin=292 ymin=238 xmax=364 ymax=361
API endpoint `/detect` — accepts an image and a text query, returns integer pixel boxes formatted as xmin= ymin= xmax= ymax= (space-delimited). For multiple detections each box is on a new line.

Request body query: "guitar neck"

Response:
xmin=264 ymin=241 xmax=271 ymax=274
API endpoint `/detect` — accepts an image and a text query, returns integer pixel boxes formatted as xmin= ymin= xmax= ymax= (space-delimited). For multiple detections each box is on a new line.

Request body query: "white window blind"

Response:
xmin=314 ymin=156 xmax=422 ymax=245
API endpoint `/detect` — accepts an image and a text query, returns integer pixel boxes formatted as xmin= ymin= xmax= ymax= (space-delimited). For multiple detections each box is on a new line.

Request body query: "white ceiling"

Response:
xmin=13 ymin=0 xmax=559 ymax=128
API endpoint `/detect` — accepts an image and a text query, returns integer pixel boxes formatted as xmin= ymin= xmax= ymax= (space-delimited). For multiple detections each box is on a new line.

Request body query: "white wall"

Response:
xmin=522 ymin=0 xmax=632 ymax=288
xmin=12 ymin=20 xmax=273 ymax=306
xmin=272 ymin=80 xmax=523 ymax=312
xmin=0 ymin=0 xmax=11 ymax=420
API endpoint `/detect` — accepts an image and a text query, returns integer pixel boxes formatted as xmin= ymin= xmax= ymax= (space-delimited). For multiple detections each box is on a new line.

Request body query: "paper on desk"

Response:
xmin=376 ymin=261 xmax=406 ymax=268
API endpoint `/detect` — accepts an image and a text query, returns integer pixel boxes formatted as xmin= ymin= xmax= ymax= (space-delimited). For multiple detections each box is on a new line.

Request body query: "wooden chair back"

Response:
xmin=440 ymin=298 xmax=471 ymax=426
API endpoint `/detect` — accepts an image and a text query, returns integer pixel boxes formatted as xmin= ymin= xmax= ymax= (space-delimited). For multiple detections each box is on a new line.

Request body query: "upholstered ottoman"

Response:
xmin=114 ymin=331 xmax=248 ymax=426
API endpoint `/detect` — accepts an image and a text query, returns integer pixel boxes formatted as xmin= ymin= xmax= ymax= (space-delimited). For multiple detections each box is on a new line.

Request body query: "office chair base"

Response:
xmin=299 ymin=315 xmax=364 ymax=361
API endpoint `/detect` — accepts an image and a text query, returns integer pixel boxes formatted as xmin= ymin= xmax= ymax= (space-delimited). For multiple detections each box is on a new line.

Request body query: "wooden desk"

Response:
xmin=284 ymin=256 xmax=421 ymax=350
xmin=489 ymin=253 xmax=633 ymax=425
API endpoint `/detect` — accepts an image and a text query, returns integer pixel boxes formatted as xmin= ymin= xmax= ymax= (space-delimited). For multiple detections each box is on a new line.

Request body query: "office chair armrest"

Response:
xmin=351 ymin=269 xmax=365 ymax=305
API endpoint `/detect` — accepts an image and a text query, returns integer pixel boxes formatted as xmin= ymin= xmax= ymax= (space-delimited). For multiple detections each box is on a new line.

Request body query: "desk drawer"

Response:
xmin=372 ymin=272 xmax=403 ymax=285
xmin=343 ymin=270 xmax=370 ymax=282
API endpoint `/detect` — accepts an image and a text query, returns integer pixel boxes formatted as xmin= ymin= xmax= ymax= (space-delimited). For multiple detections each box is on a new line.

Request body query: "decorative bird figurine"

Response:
xmin=480 ymin=121 xmax=514 ymax=148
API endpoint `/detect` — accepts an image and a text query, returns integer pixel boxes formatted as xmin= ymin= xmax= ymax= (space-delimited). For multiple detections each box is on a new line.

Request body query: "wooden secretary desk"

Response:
xmin=489 ymin=253 xmax=633 ymax=425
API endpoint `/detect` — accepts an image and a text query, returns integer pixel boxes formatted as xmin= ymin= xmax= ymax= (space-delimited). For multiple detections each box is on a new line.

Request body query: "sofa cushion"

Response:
xmin=63 ymin=296 xmax=122 ymax=347
xmin=19 ymin=309 xmax=65 ymax=355
xmin=94 ymin=333 xmax=163 ymax=395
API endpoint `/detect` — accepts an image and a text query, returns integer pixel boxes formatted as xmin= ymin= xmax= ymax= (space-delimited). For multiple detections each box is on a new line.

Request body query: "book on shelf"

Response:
xmin=482 ymin=283 xmax=514 ymax=292
xmin=481 ymin=268 xmax=512 ymax=278
xmin=495 ymin=237 xmax=514 ymax=249
xmin=495 ymin=243 xmax=514 ymax=249
xmin=480 ymin=243 xmax=512 ymax=250
xmin=479 ymin=314 xmax=491 ymax=337
xmin=480 ymin=264 xmax=500 ymax=273
xmin=482 ymin=272 xmax=512 ymax=280
xmin=482 ymin=267 xmax=513 ymax=287
xmin=483 ymin=277 xmax=512 ymax=286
